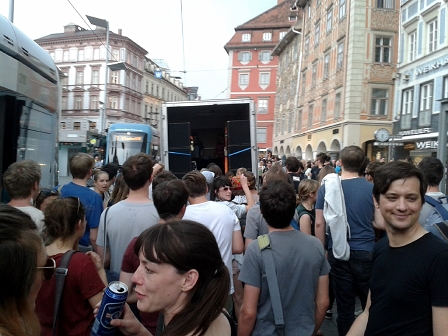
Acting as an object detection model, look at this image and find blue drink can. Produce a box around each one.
[91,281,128,336]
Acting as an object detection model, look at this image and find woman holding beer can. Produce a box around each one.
[35,197,107,335]
[109,220,234,335]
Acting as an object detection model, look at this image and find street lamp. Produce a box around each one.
[87,15,109,134]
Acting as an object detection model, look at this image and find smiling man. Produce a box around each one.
[347,161,448,336]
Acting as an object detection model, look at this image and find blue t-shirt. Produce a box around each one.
[60,182,103,246]
[316,177,375,251]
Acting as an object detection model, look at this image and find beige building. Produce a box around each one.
[35,23,187,182]
[278,0,400,161]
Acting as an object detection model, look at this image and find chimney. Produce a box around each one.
[118,29,122,35]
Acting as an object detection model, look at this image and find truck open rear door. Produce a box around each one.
[227,120,252,172]
[168,122,191,178]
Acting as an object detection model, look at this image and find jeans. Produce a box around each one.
[328,249,373,336]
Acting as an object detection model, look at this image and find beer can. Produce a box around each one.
[91,281,128,336]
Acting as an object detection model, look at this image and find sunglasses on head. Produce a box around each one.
[220,187,233,191]
[67,197,81,216]
[36,189,58,201]
[37,257,56,280]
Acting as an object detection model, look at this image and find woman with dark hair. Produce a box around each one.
[110,220,233,335]
[34,188,59,212]
[108,174,130,206]
[0,204,52,336]
[36,198,107,336]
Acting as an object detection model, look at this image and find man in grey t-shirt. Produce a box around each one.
[97,154,159,275]
[239,180,330,336]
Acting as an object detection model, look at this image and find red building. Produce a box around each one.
[224,0,297,154]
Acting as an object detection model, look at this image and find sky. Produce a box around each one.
[0,0,278,99]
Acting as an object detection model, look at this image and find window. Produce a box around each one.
[262,32,272,41]
[61,72,68,86]
[151,83,154,95]
[112,49,119,61]
[76,71,83,85]
[90,96,98,110]
[258,99,268,114]
[91,70,99,85]
[326,8,333,33]
[308,5,311,18]
[428,20,438,53]
[259,51,271,62]
[257,128,267,143]
[93,48,100,60]
[339,0,346,19]
[409,31,417,62]
[337,42,344,69]
[401,89,413,129]
[109,97,118,109]
[370,89,389,115]
[334,93,341,119]
[111,71,119,84]
[301,72,306,94]
[89,122,96,131]
[444,76,448,99]
[321,99,327,122]
[279,31,287,40]
[312,64,317,86]
[305,35,310,55]
[238,52,252,63]
[74,122,81,130]
[297,110,302,131]
[156,86,159,96]
[315,22,320,45]
[288,112,293,133]
[78,49,84,61]
[239,73,249,86]
[60,122,66,129]
[377,0,394,8]
[419,82,433,126]
[259,72,270,86]
[323,53,330,79]
[145,81,149,93]
[242,33,251,42]
[375,37,391,63]
[62,96,68,110]
[308,105,314,127]
[75,96,83,110]
[63,50,69,62]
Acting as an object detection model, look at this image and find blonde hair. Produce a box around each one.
[297,179,319,203]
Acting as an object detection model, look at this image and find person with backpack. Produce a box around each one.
[417,157,448,241]
[296,179,319,235]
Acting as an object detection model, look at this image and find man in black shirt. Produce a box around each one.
[285,157,305,193]
[347,161,448,336]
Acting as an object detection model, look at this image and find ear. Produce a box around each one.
[181,269,199,292]
[372,195,379,209]
[178,205,187,219]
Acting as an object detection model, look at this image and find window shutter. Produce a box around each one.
[249,52,252,61]
[238,52,242,61]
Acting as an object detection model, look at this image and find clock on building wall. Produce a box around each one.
[374,128,390,142]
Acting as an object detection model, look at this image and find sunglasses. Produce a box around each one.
[37,258,56,280]
[67,197,81,216]
[219,187,233,192]
[36,189,58,202]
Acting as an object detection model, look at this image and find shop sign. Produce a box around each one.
[404,143,415,150]
[416,141,448,149]
[374,142,404,146]
[398,128,432,136]
[415,57,448,77]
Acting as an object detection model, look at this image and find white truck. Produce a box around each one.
[161,98,258,178]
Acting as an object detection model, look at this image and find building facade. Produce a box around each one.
[289,0,400,161]
[392,0,448,164]
[224,0,297,155]
[35,24,187,182]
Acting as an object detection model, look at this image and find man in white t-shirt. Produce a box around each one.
[3,160,45,231]
[182,171,244,294]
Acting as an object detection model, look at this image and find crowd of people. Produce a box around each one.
[1,146,448,336]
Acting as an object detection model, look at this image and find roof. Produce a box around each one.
[224,0,301,51]
[236,0,297,30]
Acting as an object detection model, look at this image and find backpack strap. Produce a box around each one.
[425,195,448,221]
[222,310,237,336]
[433,222,448,242]
[257,235,285,336]
[102,207,111,268]
[53,250,78,336]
